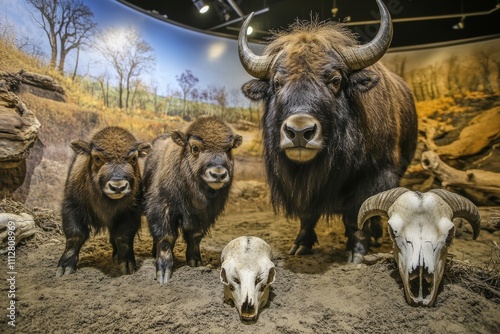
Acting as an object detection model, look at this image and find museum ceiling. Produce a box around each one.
[121,0,500,48]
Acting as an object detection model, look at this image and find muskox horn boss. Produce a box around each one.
[428,189,481,240]
[357,187,410,229]
[238,0,393,77]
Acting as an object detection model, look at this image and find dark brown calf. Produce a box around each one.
[56,126,151,277]
[144,116,242,284]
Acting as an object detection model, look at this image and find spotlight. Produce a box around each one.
[246,26,253,35]
[331,0,338,17]
[192,0,209,14]
[452,16,465,30]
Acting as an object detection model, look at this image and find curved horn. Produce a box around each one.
[340,0,393,71]
[357,187,410,229]
[429,189,481,240]
[238,12,274,79]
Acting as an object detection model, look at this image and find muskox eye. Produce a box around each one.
[130,155,137,164]
[93,155,102,164]
[191,145,199,154]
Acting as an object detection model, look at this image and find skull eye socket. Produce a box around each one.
[445,225,455,246]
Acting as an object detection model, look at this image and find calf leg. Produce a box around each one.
[154,234,178,285]
[110,211,141,275]
[56,213,89,277]
[184,230,204,267]
[289,214,320,256]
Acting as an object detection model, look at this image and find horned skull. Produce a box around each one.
[358,188,481,306]
[220,236,276,321]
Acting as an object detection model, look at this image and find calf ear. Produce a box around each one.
[220,267,229,285]
[348,69,380,93]
[242,79,270,101]
[70,139,91,155]
[137,142,152,157]
[170,131,187,147]
[232,134,243,149]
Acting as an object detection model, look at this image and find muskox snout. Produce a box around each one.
[104,179,131,199]
[280,114,323,163]
[203,166,230,190]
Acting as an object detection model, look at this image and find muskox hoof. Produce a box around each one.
[288,244,313,256]
[346,251,364,264]
[155,268,172,285]
[56,266,76,277]
[119,261,136,275]
[187,259,203,267]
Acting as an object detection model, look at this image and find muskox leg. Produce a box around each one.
[184,230,204,267]
[109,211,141,275]
[289,214,320,255]
[56,225,89,277]
[154,233,178,285]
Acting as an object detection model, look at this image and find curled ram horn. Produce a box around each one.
[357,187,410,229]
[428,189,481,240]
[358,187,481,306]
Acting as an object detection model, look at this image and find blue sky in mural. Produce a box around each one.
[0,0,264,98]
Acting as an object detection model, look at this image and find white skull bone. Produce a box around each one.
[358,188,481,306]
[220,236,276,321]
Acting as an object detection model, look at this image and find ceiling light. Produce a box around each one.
[246,26,253,35]
[192,0,209,14]
[331,0,338,17]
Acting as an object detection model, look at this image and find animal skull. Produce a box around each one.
[358,188,481,306]
[220,236,276,321]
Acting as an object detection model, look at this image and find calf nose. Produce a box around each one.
[281,114,321,147]
[206,166,229,182]
[209,169,228,182]
[107,180,129,193]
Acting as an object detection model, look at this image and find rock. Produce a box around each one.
[0,84,43,201]
[0,69,66,102]
[0,212,36,253]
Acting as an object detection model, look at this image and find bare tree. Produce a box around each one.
[95,27,155,109]
[25,0,97,75]
[176,70,199,117]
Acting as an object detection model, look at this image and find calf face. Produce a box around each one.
[170,122,242,191]
[70,129,151,200]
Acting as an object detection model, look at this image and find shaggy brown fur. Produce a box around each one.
[242,16,417,261]
[56,126,151,277]
[144,116,242,284]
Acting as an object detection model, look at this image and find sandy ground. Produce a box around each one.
[1,176,499,334]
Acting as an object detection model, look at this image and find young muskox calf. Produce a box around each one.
[144,116,242,284]
[56,127,151,277]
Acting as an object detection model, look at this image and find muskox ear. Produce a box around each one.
[137,142,152,157]
[242,79,269,101]
[232,134,243,149]
[70,139,91,155]
[348,69,380,93]
[170,131,187,147]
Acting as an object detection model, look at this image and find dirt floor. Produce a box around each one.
[1,173,500,333]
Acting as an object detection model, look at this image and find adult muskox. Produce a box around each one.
[238,0,418,262]
[56,127,151,277]
[144,116,242,284]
